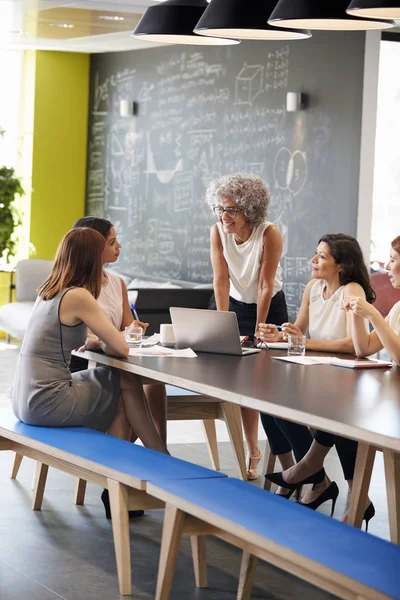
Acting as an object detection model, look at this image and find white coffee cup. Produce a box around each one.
[160,323,175,347]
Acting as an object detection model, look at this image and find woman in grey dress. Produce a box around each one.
[11,227,168,454]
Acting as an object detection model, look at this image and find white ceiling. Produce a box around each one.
[0,0,398,54]
[0,0,163,53]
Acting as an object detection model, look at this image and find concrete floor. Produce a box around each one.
[0,341,390,600]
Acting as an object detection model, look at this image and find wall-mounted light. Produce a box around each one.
[194,0,312,41]
[346,1,400,19]
[132,0,239,45]
[268,0,394,29]
[120,100,139,117]
[286,92,305,112]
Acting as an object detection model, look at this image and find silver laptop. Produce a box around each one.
[170,307,261,356]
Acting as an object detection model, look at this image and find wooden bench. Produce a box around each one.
[0,408,226,596]
[10,384,248,497]
[147,477,400,600]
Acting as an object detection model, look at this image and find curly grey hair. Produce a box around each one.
[205,173,270,228]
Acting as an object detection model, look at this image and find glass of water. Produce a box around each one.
[287,334,306,356]
[124,325,142,348]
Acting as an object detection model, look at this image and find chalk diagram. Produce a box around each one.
[273,148,307,196]
[235,64,264,106]
[145,133,183,185]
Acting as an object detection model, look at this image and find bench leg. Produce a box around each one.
[237,552,258,600]
[156,504,186,600]
[202,420,220,471]
[190,536,207,588]
[220,403,247,481]
[384,449,400,544]
[108,479,131,596]
[74,478,87,505]
[347,443,376,528]
[263,442,277,491]
[10,452,23,479]
[32,462,49,511]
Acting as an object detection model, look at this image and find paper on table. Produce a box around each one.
[273,356,335,365]
[141,333,160,347]
[129,346,197,358]
[331,358,392,369]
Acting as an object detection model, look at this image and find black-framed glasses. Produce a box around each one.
[213,205,239,218]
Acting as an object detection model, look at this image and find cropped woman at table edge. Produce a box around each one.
[261,234,376,526]
[206,173,288,479]
[73,216,168,445]
[346,234,400,365]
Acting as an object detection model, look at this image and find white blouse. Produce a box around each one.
[308,279,347,341]
[216,221,283,304]
[387,301,400,336]
[98,271,123,330]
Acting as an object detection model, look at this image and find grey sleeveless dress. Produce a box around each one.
[11,288,120,432]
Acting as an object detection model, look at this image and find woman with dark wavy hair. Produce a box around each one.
[261,234,376,529]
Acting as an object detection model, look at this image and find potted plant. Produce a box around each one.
[0,128,24,265]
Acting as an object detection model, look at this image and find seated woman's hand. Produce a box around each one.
[258,323,281,342]
[132,319,149,333]
[77,336,103,352]
[344,296,376,319]
[281,322,303,339]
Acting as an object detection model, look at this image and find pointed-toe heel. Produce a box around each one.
[364,502,375,532]
[274,486,303,501]
[101,489,144,520]
[265,468,325,490]
[300,481,339,516]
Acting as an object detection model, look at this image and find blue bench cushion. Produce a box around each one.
[0,409,225,483]
[152,477,400,600]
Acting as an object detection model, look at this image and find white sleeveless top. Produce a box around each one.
[98,271,123,330]
[216,221,283,304]
[387,301,400,336]
[308,280,347,341]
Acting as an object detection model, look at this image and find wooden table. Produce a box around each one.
[75,348,400,541]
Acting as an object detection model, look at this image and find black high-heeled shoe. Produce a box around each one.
[101,489,144,520]
[363,502,375,532]
[300,481,339,517]
[265,468,325,490]
[274,486,302,501]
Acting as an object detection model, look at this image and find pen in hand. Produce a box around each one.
[130,303,139,322]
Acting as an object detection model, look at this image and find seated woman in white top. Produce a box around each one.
[346,234,400,363]
[206,173,288,479]
[73,216,167,445]
[261,234,376,529]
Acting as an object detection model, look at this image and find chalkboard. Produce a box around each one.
[86,32,365,319]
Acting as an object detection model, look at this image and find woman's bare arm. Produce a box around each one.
[210,224,230,311]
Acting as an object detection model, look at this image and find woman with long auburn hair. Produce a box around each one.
[11,228,168,458]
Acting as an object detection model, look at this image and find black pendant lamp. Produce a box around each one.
[347,1,400,19]
[194,0,311,40]
[268,0,395,29]
[131,0,239,45]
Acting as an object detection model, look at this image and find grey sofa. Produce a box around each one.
[0,259,52,340]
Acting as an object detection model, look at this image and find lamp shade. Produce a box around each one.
[347,1,400,19]
[268,0,395,29]
[194,0,311,40]
[131,0,239,45]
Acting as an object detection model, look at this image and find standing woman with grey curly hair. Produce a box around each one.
[206,173,288,480]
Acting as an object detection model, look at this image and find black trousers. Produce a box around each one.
[211,291,314,463]
[314,431,358,481]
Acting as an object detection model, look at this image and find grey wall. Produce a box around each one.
[87,31,366,318]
